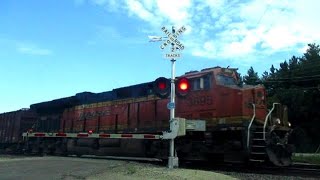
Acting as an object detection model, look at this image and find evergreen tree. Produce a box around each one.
[270,65,276,74]
[304,43,320,61]
[243,66,260,85]
[261,71,269,81]
[260,43,320,152]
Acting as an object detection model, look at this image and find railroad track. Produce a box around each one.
[180,161,320,179]
[260,163,320,178]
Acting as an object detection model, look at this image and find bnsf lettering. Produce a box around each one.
[188,96,213,106]
[78,110,110,120]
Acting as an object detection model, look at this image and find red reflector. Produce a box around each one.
[35,133,45,137]
[56,133,67,137]
[77,133,88,137]
[121,134,133,138]
[99,134,110,138]
[144,134,155,139]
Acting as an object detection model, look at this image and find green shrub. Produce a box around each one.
[293,154,320,164]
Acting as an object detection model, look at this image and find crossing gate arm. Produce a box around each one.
[22,132,161,140]
[22,118,206,140]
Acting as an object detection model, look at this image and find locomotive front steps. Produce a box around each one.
[249,125,267,163]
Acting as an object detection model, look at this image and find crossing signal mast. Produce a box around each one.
[149,26,188,168]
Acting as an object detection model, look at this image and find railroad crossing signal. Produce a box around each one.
[153,77,191,98]
[149,25,187,169]
[153,77,170,98]
[176,77,191,97]
[160,26,186,51]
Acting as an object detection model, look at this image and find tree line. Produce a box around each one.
[243,43,320,152]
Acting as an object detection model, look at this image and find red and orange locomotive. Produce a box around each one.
[0,66,293,166]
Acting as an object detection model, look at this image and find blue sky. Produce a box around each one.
[0,0,319,112]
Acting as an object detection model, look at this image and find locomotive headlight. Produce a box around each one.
[288,122,291,127]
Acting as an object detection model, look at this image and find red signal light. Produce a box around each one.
[158,81,167,90]
[179,81,189,90]
[153,77,170,98]
[176,77,190,97]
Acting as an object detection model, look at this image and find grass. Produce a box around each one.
[293,153,320,165]
[126,164,137,175]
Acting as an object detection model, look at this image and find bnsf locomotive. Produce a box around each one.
[0,67,293,166]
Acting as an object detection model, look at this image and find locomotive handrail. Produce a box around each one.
[263,103,280,140]
[247,103,256,149]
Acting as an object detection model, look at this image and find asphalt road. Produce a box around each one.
[0,156,126,180]
[0,155,236,180]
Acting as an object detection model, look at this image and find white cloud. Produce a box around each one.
[17,43,52,56]
[156,0,191,24]
[126,0,155,21]
[299,44,309,53]
[91,0,320,62]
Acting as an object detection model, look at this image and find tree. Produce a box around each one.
[270,65,276,76]
[243,66,260,85]
[304,43,320,61]
[260,43,320,152]
[261,71,269,81]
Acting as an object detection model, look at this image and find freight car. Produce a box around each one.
[0,67,293,166]
[0,109,37,152]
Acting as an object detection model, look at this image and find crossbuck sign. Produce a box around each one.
[160,26,186,59]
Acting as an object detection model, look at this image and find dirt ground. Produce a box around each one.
[0,155,236,180]
[88,161,237,180]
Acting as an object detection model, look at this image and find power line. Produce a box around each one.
[267,86,320,91]
[256,2,271,27]
[268,74,320,80]
[247,73,320,81]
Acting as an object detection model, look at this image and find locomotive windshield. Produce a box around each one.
[216,74,237,86]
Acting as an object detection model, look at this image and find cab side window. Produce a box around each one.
[192,74,211,91]
[203,74,211,89]
[193,78,201,90]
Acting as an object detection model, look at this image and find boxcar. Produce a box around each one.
[0,109,36,151]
